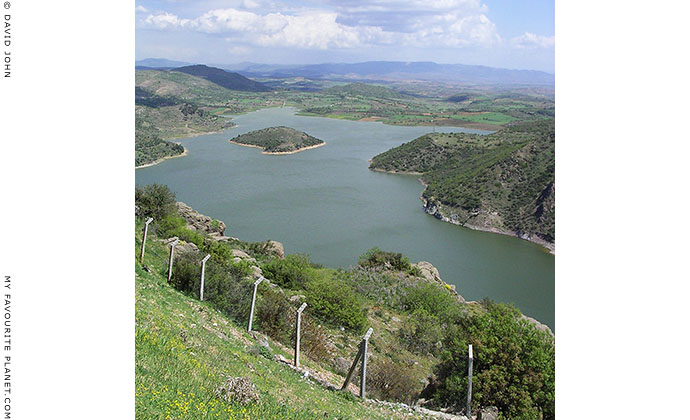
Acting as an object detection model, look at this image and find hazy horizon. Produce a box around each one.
[136,57,556,75]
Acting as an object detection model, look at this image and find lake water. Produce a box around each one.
[136,107,555,329]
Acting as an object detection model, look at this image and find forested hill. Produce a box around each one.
[173,65,271,92]
[229,126,325,154]
[370,119,555,249]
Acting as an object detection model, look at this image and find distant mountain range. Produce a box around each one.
[135,58,193,69]
[136,59,554,86]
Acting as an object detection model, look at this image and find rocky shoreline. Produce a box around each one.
[420,195,555,254]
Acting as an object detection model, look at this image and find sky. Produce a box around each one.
[135,0,554,73]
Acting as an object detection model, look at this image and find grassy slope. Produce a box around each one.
[135,224,439,420]
[369,119,555,245]
[134,120,184,167]
[228,127,324,153]
[136,70,239,106]
[136,105,234,141]
[173,65,272,93]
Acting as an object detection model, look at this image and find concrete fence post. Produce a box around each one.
[140,217,153,263]
[294,302,307,367]
[200,254,211,301]
[247,277,263,332]
[360,328,373,399]
[467,344,473,417]
[167,238,179,283]
[341,327,373,398]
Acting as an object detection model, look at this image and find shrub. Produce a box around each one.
[299,313,332,363]
[171,255,253,323]
[401,282,462,324]
[156,214,186,238]
[177,229,207,250]
[367,358,421,405]
[135,183,177,221]
[255,288,293,344]
[262,254,316,290]
[205,239,234,262]
[245,240,282,258]
[407,265,423,277]
[358,247,412,272]
[433,300,555,420]
[336,268,421,308]
[169,253,202,292]
[398,309,443,355]
[202,260,254,322]
[304,277,368,332]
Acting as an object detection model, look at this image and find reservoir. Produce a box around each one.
[136,107,555,329]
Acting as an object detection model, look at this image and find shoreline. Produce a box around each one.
[370,166,555,254]
[135,124,236,170]
[368,163,424,176]
[135,147,187,169]
[228,140,326,155]
[420,194,555,254]
[296,109,499,132]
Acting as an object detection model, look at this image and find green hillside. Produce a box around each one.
[135,185,555,419]
[136,69,240,105]
[136,103,234,141]
[370,119,555,248]
[134,119,184,167]
[229,126,325,154]
[136,231,430,420]
[135,104,234,167]
[135,69,242,167]
[174,65,271,93]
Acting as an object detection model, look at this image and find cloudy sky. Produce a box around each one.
[135,0,554,72]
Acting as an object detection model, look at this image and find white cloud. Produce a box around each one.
[511,32,555,49]
[144,13,192,29]
[140,5,500,50]
[400,11,500,47]
[142,8,387,49]
[256,13,387,49]
[192,9,261,33]
[332,0,487,13]
[135,5,149,14]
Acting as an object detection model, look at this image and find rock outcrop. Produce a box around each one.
[176,202,226,235]
[177,241,199,255]
[266,240,284,258]
[478,406,499,420]
[415,261,442,283]
[422,196,555,253]
[413,261,465,303]
[520,314,554,337]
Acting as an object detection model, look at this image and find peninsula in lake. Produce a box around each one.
[369,119,555,252]
[229,126,326,154]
